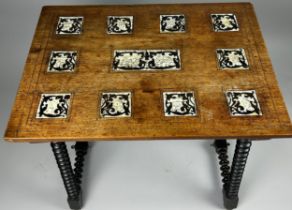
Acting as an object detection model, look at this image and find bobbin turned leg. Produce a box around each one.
[213,139,231,192]
[214,139,252,209]
[51,142,88,210]
[72,142,89,192]
[224,139,252,209]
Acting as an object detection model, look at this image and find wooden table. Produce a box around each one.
[4,3,292,210]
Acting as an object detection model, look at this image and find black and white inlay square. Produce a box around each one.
[163,92,197,117]
[160,15,186,33]
[100,92,132,118]
[225,90,262,116]
[56,16,83,35]
[47,51,77,72]
[107,16,133,34]
[217,49,249,70]
[36,93,71,119]
[211,14,239,32]
[113,49,181,71]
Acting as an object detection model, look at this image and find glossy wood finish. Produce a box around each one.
[4,3,292,142]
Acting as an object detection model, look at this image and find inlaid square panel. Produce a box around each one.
[36,93,71,119]
[100,92,132,118]
[148,50,181,70]
[56,16,83,35]
[113,50,145,71]
[163,91,197,117]
[107,16,133,34]
[47,51,77,72]
[216,48,249,70]
[225,90,262,116]
[112,49,181,71]
[211,14,239,32]
[160,14,186,33]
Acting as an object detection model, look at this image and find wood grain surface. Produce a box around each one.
[4,3,292,142]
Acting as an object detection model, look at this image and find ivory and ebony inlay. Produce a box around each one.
[36,93,71,119]
[112,49,181,71]
[107,16,133,34]
[100,92,132,118]
[216,48,249,70]
[160,14,186,33]
[163,91,197,116]
[56,16,83,35]
[225,90,262,116]
[211,14,239,32]
[48,51,77,72]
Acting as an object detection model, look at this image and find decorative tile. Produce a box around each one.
[107,16,133,34]
[211,14,239,32]
[113,50,145,70]
[47,51,77,72]
[160,14,186,33]
[148,50,181,70]
[113,49,181,71]
[216,48,249,70]
[225,90,262,116]
[36,93,71,119]
[163,91,197,117]
[100,92,132,118]
[56,16,83,35]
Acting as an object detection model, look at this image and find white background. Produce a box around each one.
[1,0,292,210]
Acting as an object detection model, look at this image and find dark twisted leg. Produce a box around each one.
[224,139,252,209]
[214,139,252,210]
[214,139,231,192]
[51,142,89,210]
[72,142,89,191]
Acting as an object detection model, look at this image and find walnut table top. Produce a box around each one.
[4,3,292,142]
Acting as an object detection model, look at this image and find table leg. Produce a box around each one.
[51,142,89,210]
[214,139,252,209]
[214,139,231,192]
